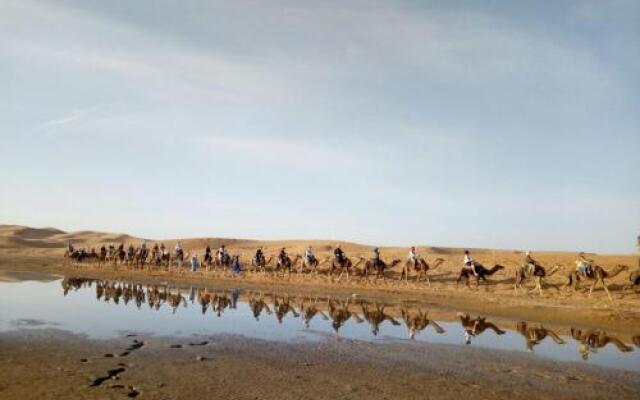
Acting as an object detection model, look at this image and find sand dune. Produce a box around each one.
[0,225,636,272]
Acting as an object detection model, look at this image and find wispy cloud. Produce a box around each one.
[38,109,86,129]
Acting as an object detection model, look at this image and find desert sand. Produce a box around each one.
[1,225,639,399]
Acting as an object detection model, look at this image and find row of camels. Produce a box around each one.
[60,278,639,357]
[63,245,640,300]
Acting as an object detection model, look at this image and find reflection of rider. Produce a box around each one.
[464,250,477,276]
[334,244,345,263]
[576,252,593,277]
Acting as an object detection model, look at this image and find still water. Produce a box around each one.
[1,277,638,371]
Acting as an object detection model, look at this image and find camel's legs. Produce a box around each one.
[588,279,597,297]
[602,279,613,302]
[536,277,543,297]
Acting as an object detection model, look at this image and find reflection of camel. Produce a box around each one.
[456,264,505,288]
[514,264,560,296]
[400,257,445,285]
[571,328,633,360]
[401,308,445,339]
[565,265,629,301]
[297,297,328,327]
[248,292,272,320]
[360,303,400,336]
[457,313,505,344]
[516,321,565,351]
[327,299,360,333]
[273,295,299,323]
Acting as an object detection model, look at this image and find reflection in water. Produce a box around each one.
[458,312,506,344]
[516,322,565,351]
[53,277,640,368]
[571,328,634,360]
[401,309,445,339]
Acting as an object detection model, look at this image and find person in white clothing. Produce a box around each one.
[464,250,477,276]
[408,246,419,267]
[305,246,316,264]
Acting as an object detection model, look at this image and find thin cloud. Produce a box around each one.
[38,109,86,129]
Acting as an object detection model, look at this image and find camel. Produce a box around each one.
[213,251,231,271]
[133,247,149,269]
[172,248,186,269]
[329,257,364,282]
[565,264,629,301]
[363,258,402,280]
[571,328,633,360]
[458,313,505,344]
[400,257,446,285]
[275,254,302,275]
[633,335,640,348]
[298,256,329,275]
[456,263,505,288]
[514,263,561,296]
[628,269,640,292]
[250,256,273,273]
[401,308,445,339]
[515,321,565,351]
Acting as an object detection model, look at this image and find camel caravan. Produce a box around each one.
[59,277,638,357]
[63,239,640,300]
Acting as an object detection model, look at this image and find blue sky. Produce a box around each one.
[1,0,638,253]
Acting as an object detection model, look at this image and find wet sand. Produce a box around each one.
[1,328,638,400]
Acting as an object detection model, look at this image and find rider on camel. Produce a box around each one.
[278,247,288,265]
[305,246,316,264]
[523,250,538,276]
[334,244,345,263]
[576,252,593,277]
[255,247,264,264]
[372,247,381,268]
[464,250,478,276]
[408,246,419,268]
[218,244,227,262]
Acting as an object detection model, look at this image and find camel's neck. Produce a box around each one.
[487,265,502,275]
[607,266,626,278]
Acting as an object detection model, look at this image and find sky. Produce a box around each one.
[1,0,639,253]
